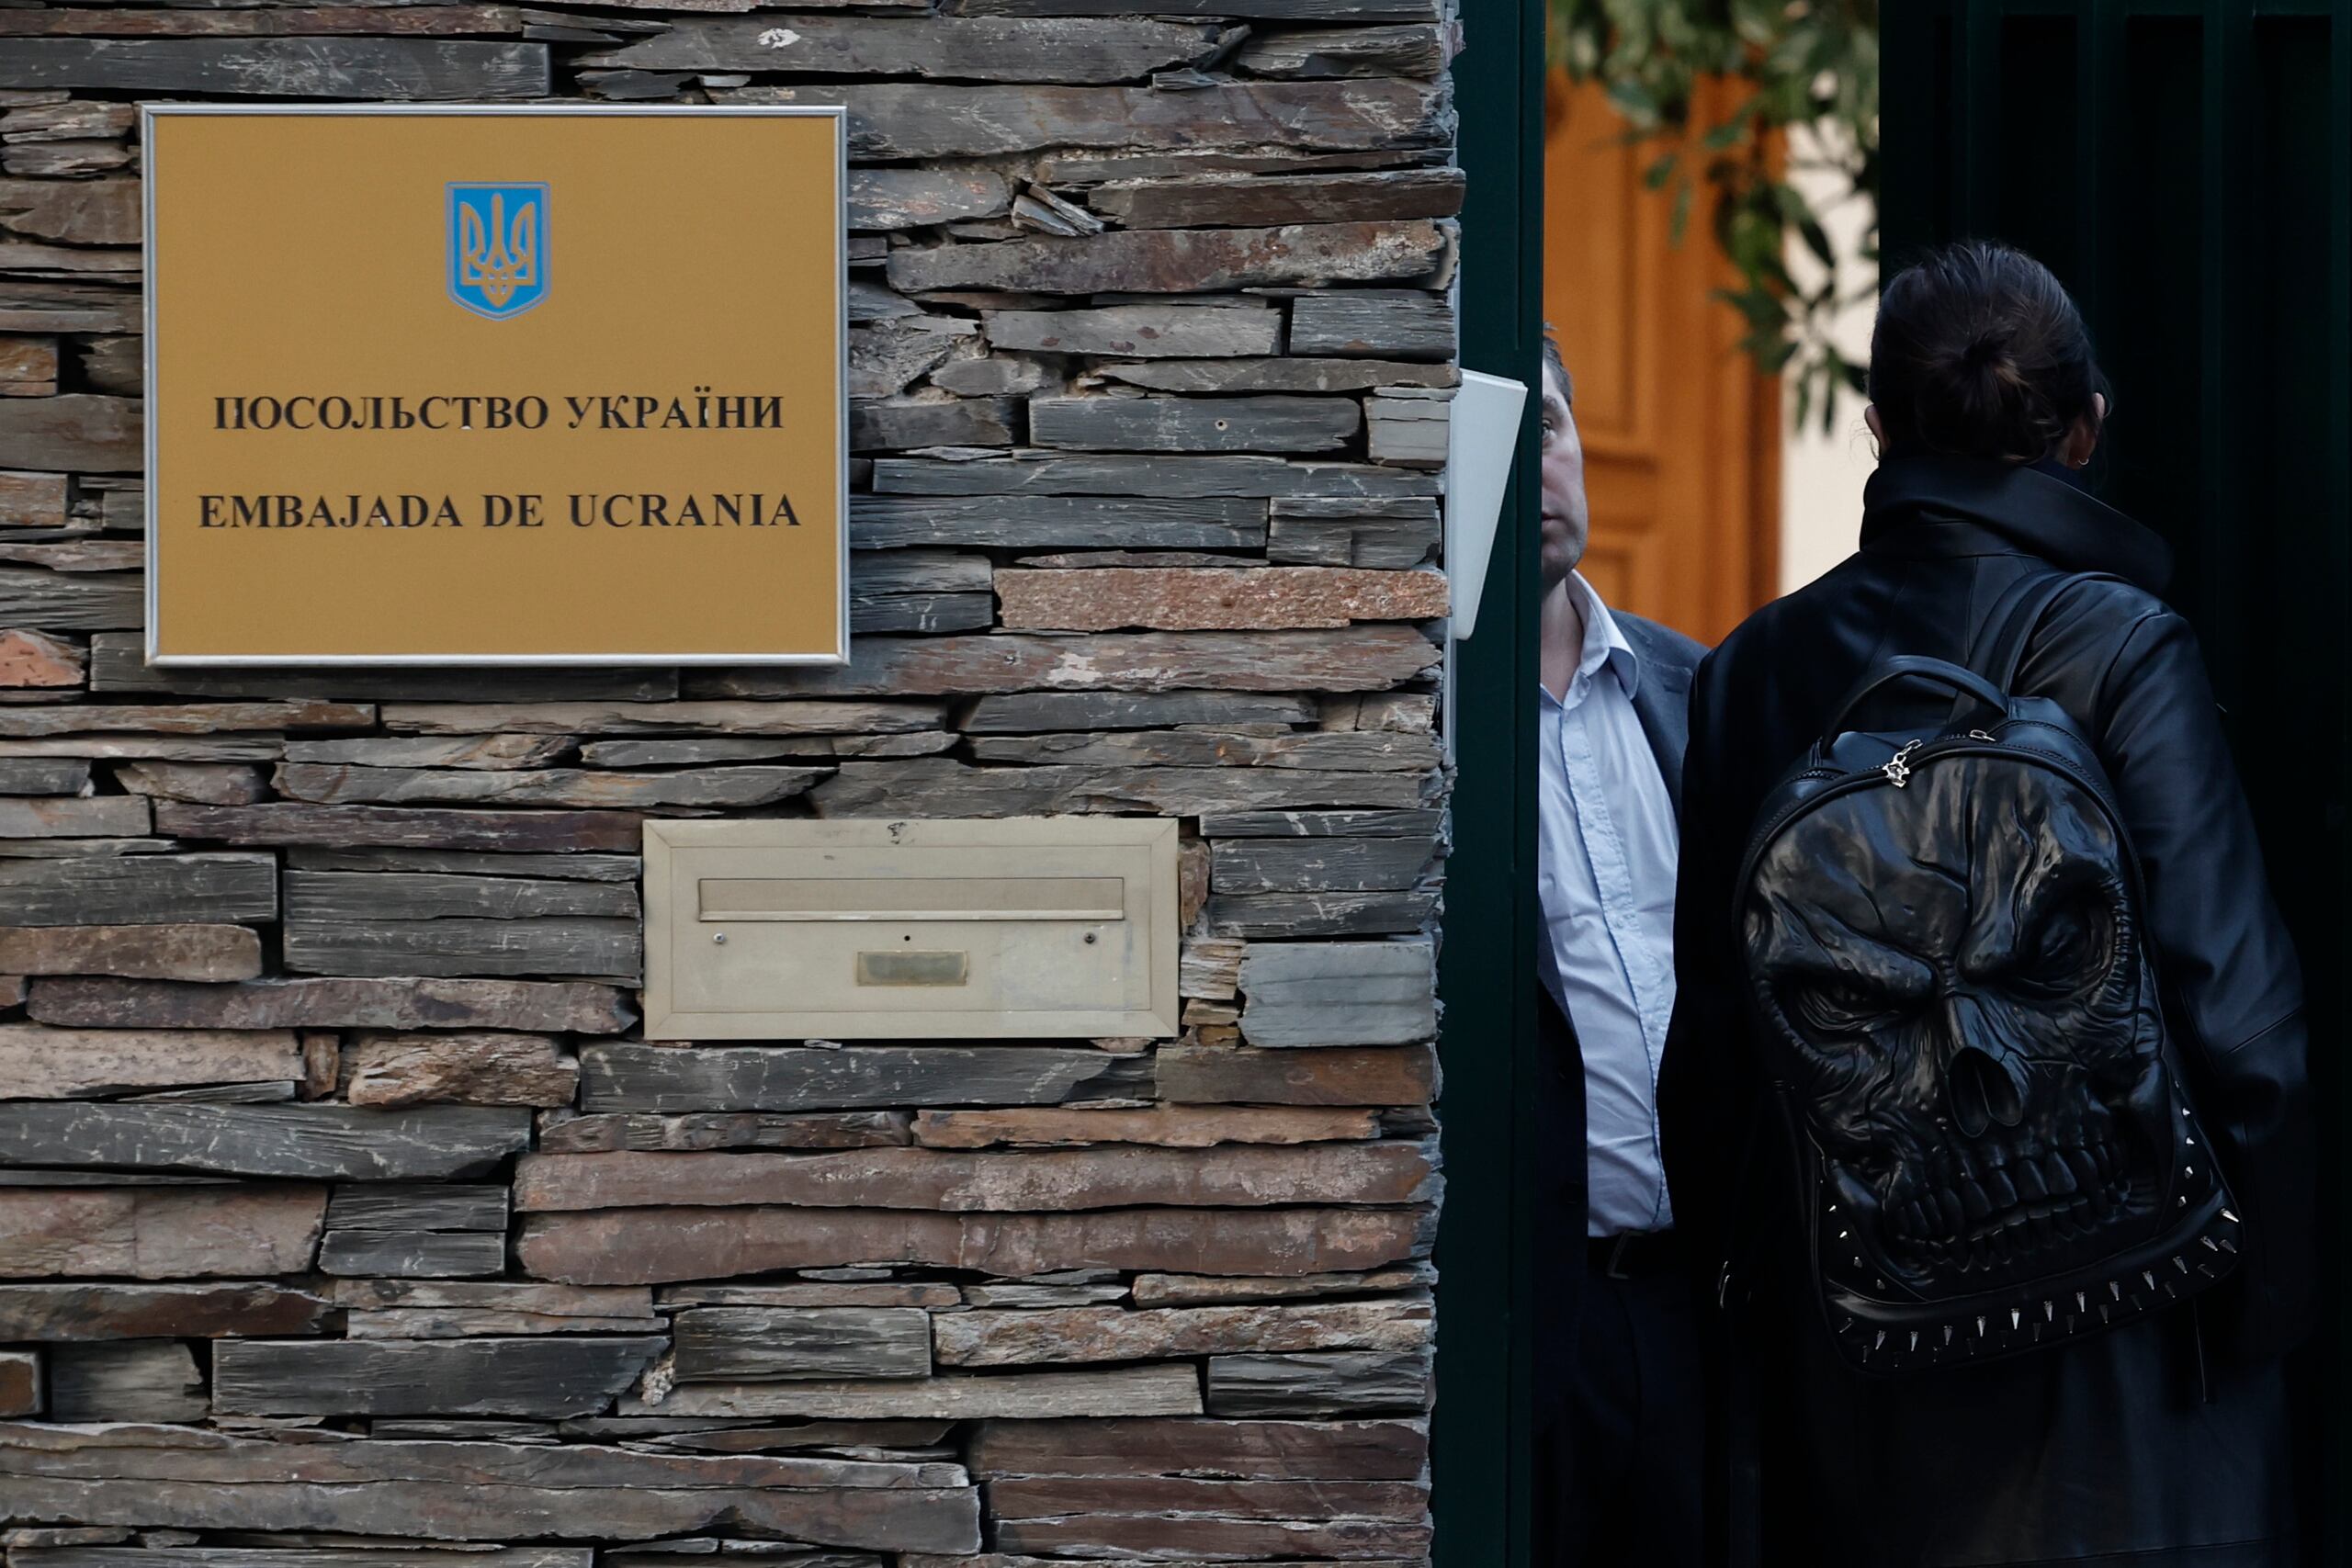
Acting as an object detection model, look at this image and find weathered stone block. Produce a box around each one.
[0,852,276,927]
[673,1307,932,1382]
[725,80,1446,162]
[1091,168,1462,228]
[28,976,636,1033]
[273,762,822,811]
[998,566,1446,630]
[539,1111,912,1153]
[1237,22,1447,77]
[0,393,137,472]
[967,1413,1428,1478]
[581,14,1232,82]
[46,1339,205,1422]
[0,1024,299,1097]
[938,1295,1431,1366]
[111,760,270,804]
[811,759,1430,818]
[0,757,87,795]
[0,1281,333,1341]
[994,1512,1430,1560]
[211,1336,663,1417]
[630,1364,1201,1421]
[579,1043,1149,1114]
[908,1106,1380,1148]
[318,1230,509,1278]
[519,1205,1430,1285]
[0,1426,983,1552]
[0,626,82,686]
[1129,1263,1432,1307]
[986,302,1280,357]
[0,37,550,98]
[282,734,576,770]
[0,1347,38,1416]
[1289,288,1455,360]
[855,492,1264,551]
[341,1032,580,1108]
[1238,940,1438,1045]
[1029,393,1360,455]
[514,1143,1437,1212]
[0,1102,532,1179]
[153,801,643,853]
[0,924,262,981]
[1207,886,1440,938]
[891,221,1444,296]
[871,453,1435,501]
[1204,1348,1435,1415]
[1156,1043,1437,1105]
[0,1184,325,1278]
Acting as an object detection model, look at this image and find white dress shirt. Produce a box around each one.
[1537,572,1679,1237]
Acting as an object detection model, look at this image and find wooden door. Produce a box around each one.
[1543,72,1781,646]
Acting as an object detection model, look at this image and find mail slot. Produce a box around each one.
[642,818,1180,1040]
[699,877,1126,922]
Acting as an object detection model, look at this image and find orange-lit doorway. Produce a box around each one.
[1544,73,1781,646]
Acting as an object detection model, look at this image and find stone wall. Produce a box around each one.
[0,6,1458,1563]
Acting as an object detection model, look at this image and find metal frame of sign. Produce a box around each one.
[139,102,851,667]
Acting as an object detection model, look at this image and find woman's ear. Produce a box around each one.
[2062,391,2107,468]
[1863,403,1887,458]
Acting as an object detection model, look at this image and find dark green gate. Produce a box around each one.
[1884,5,2352,1558]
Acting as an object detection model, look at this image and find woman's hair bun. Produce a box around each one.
[1869,242,2106,464]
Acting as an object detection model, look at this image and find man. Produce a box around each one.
[1526,330,1708,1567]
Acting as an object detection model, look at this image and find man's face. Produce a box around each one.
[1539,360,1589,590]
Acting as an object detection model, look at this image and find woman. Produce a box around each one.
[1658,242,2313,1566]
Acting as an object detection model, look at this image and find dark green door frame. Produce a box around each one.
[1435,0,1546,1561]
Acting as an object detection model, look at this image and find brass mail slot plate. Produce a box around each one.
[856,950,969,987]
[642,817,1180,1041]
[701,876,1125,923]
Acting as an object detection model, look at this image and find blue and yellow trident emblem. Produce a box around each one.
[447,183,548,320]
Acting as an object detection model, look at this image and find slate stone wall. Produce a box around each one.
[0,6,1458,1562]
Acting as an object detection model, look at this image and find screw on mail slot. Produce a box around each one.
[855,950,970,987]
[697,876,1126,922]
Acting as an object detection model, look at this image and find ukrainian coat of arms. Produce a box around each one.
[447,183,548,320]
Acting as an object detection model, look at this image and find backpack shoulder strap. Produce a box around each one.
[1973,569,2103,694]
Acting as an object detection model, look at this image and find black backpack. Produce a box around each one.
[1736,571,2238,1373]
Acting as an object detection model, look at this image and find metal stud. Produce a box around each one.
[1975,1314,1987,1337]
[2075,1291,2087,1312]
[2109,1280,2122,1301]
[1943,1325,1955,1346]
[2042,1300,2054,1322]
[2222,1209,2239,1224]
[2172,1255,2188,1274]
[1909,1331,1920,1352]
[2200,1236,2221,1252]
[1873,1330,1886,1350]
[2142,1270,2158,1291]
[2009,1308,2021,1331]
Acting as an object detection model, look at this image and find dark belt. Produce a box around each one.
[1588,1229,1682,1280]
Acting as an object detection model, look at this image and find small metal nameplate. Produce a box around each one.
[855,950,969,987]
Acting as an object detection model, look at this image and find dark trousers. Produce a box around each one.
[1536,1254,1707,1568]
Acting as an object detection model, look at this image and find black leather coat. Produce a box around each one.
[1658,455,2314,1568]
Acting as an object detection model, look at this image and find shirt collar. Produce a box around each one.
[1568,570,1640,696]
